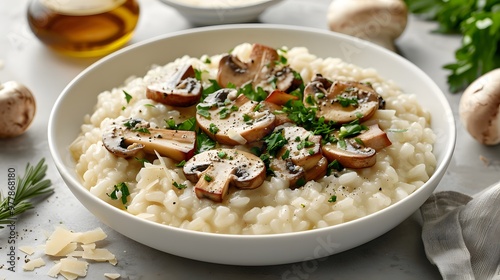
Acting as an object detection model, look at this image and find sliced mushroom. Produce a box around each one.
[270,126,327,188]
[304,76,384,124]
[265,89,299,106]
[183,149,266,202]
[102,117,196,161]
[322,141,376,169]
[147,64,202,107]
[196,89,275,145]
[356,123,392,151]
[217,44,301,92]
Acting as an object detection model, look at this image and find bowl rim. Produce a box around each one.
[48,24,456,241]
[158,0,282,11]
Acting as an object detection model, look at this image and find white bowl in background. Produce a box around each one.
[158,0,283,25]
[48,25,456,266]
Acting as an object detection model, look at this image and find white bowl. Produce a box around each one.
[158,0,283,25]
[48,25,456,266]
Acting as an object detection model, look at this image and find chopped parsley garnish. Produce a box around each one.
[263,130,288,157]
[338,121,367,139]
[209,123,219,134]
[175,160,186,167]
[326,160,344,176]
[173,181,187,190]
[123,90,132,104]
[243,114,252,123]
[217,150,227,159]
[336,95,358,107]
[328,195,337,203]
[196,108,211,119]
[196,129,216,154]
[107,182,130,206]
[239,84,268,102]
[204,174,213,182]
[132,127,150,134]
[124,119,141,129]
[281,149,290,160]
[134,157,150,167]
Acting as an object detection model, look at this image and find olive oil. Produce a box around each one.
[27,0,140,57]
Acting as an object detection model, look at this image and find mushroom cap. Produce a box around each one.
[146,64,202,107]
[183,149,266,202]
[322,141,377,169]
[327,0,408,51]
[459,68,500,145]
[196,92,275,145]
[217,44,301,93]
[304,78,382,124]
[0,81,36,138]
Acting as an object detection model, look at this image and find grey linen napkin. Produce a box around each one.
[420,182,500,280]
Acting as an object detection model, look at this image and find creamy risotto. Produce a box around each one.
[70,43,436,235]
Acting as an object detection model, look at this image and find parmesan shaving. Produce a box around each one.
[227,129,247,144]
[59,257,88,276]
[23,257,45,271]
[22,226,118,279]
[45,227,77,256]
[104,273,121,279]
[19,245,36,255]
[75,227,107,244]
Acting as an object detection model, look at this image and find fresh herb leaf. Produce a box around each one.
[217,150,227,159]
[204,174,213,182]
[336,95,358,107]
[328,195,337,203]
[239,84,268,102]
[196,129,216,154]
[107,182,130,206]
[176,160,186,167]
[263,130,288,156]
[405,0,500,92]
[173,181,187,190]
[134,157,150,166]
[123,90,132,104]
[209,123,219,134]
[0,159,53,228]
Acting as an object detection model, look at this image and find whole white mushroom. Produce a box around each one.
[0,81,36,138]
[459,69,500,146]
[327,0,408,52]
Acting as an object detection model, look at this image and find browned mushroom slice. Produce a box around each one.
[147,64,202,107]
[217,44,301,93]
[183,149,266,202]
[322,141,376,169]
[260,101,293,126]
[102,117,196,161]
[196,90,275,145]
[356,124,392,151]
[271,126,328,188]
[304,77,384,124]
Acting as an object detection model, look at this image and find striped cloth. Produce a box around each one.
[420,182,500,280]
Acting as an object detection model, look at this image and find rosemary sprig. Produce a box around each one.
[0,158,53,228]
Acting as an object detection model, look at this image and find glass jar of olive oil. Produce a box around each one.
[27,0,140,57]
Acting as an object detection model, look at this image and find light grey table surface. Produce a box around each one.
[1,0,499,279]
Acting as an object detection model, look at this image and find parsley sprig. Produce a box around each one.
[0,158,53,228]
[405,0,500,92]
